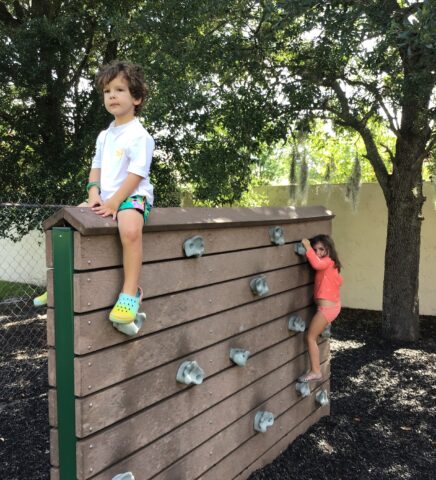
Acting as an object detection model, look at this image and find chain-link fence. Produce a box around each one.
[0,199,64,403]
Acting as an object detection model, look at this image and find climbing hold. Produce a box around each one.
[315,390,329,407]
[294,242,306,256]
[229,348,250,367]
[250,275,269,297]
[113,312,146,336]
[321,325,332,338]
[269,226,285,246]
[288,314,306,333]
[183,235,205,257]
[296,382,311,397]
[112,473,135,480]
[176,360,205,385]
[254,411,275,433]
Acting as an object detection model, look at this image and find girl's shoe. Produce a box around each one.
[298,371,323,383]
[109,287,143,324]
[33,291,48,307]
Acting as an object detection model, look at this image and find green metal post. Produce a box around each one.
[52,227,76,479]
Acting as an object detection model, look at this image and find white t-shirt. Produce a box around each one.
[91,118,155,204]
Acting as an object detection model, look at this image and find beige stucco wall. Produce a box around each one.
[258,182,436,315]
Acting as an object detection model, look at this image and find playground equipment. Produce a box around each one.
[45,205,333,480]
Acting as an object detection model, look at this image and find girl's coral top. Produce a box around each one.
[306,248,343,303]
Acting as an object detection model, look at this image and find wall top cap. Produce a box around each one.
[43,205,334,236]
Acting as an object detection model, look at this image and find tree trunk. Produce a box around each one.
[382,164,424,342]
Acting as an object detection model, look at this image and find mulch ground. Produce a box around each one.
[0,308,434,479]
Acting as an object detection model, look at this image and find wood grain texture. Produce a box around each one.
[72,270,313,354]
[74,307,316,435]
[75,340,329,478]
[72,243,305,312]
[82,360,329,480]
[70,220,331,270]
[157,379,330,480]
[43,205,333,235]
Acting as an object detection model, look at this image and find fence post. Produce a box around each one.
[52,227,76,479]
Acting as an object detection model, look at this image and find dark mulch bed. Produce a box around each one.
[0,308,434,479]
[249,309,436,480]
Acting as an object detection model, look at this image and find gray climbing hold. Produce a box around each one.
[113,312,146,336]
[183,235,205,257]
[296,382,311,397]
[176,360,205,385]
[294,242,306,256]
[269,226,285,246]
[288,314,306,333]
[229,348,251,367]
[321,325,332,338]
[250,275,269,297]
[112,473,135,480]
[254,411,275,433]
[315,390,329,406]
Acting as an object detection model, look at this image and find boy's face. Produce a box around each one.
[103,74,141,125]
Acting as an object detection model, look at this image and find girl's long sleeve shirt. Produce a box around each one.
[306,248,343,303]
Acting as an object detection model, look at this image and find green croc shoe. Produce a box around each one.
[109,287,143,324]
[33,291,48,307]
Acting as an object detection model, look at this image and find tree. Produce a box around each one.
[153,0,434,341]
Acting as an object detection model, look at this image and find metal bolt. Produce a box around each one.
[87,278,91,282]
[89,403,93,408]
[88,345,92,350]
[87,302,91,306]
[87,260,91,265]
[88,385,92,390]
[89,427,93,431]
[88,362,92,367]
[88,320,91,325]
[89,467,93,472]
[89,444,93,449]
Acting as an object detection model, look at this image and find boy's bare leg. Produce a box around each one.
[306,311,329,374]
[117,209,144,297]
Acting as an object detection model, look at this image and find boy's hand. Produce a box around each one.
[302,238,312,250]
[87,191,102,208]
[92,197,120,220]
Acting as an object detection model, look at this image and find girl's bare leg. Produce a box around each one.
[306,311,329,374]
[117,209,144,297]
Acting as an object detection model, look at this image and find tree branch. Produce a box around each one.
[0,2,20,26]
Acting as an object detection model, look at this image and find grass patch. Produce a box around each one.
[0,280,42,301]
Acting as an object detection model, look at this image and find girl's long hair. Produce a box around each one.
[311,234,342,272]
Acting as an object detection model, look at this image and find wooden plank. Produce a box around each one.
[43,205,334,235]
[48,388,57,427]
[46,308,54,347]
[75,338,329,478]
[88,362,330,480]
[48,348,56,387]
[72,268,313,354]
[74,301,314,398]
[50,468,59,480]
[72,243,305,312]
[74,306,316,433]
[45,231,52,268]
[71,220,331,271]
[154,379,331,480]
[50,428,59,467]
[233,408,329,480]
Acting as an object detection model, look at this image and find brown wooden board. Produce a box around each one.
[43,205,333,236]
[78,360,329,480]
[74,339,329,478]
[47,269,314,354]
[48,220,330,270]
[69,243,304,312]
[73,302,313,398]
[154,378,331,480]
[74,307,315,435]
[212,385,331,480]
[50,468,59,480]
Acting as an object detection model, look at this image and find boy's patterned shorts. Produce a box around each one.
[118,195,152,222]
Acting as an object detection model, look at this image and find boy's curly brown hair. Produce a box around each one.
[95,60,148,114]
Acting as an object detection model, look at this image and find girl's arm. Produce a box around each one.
[304,246,333,270]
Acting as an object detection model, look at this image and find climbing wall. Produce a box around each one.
[45,206,332,480]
